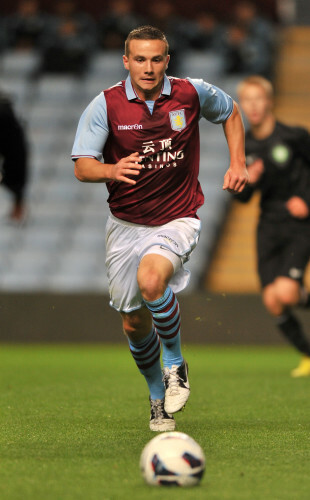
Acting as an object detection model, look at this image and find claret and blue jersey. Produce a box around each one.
[72,75,233,226]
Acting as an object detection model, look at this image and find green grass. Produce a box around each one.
[0,344,310,500]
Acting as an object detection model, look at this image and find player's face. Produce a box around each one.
[239,84,273,126]
[123,39,170,100]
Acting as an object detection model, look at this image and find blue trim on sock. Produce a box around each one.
[145,287,173,311]
[145,288,183,369]
[128,328,164,400]
[157,319,181,338]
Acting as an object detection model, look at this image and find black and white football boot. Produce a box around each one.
[163,360,190,414]
[149,398,175,432]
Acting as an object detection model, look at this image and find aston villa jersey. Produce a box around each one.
[72,75,233,225]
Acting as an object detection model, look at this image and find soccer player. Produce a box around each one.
[72,26,248,430]
[237,75,310,377]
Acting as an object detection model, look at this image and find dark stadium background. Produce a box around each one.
[1,0,309,344]
[1,0,279,20]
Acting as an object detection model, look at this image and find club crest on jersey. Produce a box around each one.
[169,109,186,132]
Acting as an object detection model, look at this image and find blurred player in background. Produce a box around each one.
[72,26,248,430]
[0,91,28,223]
[237,76,310,377]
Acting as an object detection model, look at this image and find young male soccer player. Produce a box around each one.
[72,26,248,430]
[237,75,310,377]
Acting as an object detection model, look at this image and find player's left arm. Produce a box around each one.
[188,78,248,193]
[222,102,249,193]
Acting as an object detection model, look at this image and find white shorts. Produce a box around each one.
[105,213,201,313]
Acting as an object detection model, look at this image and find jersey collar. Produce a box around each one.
[125,74,171,101]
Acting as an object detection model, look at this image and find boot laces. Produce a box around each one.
[150,399,165,419]
[163,365,181,395]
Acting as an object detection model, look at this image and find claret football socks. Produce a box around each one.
[128,328,165,400]
[144,287,183,369]
[145,287,190,413]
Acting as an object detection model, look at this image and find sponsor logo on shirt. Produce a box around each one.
[169,109,186,131]
[117,124,143,130]
[139,138,184,169]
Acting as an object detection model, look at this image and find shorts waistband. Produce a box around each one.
[108,213,146,228]
[108,212,200,229]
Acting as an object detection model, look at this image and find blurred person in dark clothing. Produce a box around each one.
[4,0,49,50]
[218,1,275,77]
[219,23,272,77]
[0,92,28,223]
[234,1,275,49]
[146,0,196,75]
[190,11,224,51]
[40,0,97,75]
[99,0,145,50]
[236,76,310,377]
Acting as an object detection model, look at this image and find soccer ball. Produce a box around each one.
[140,431,205,487]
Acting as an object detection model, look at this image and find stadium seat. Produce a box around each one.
[0,50,40,77]
[180,50,224,81]
[88,50,127,78]
[0,77,31,116]
[36,75,82,103]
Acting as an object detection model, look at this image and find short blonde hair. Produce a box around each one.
[237,76,274,99]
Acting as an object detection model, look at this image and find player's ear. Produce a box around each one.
[123,55,129,70]
[165,54,170,70]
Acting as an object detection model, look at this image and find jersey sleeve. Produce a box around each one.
[187,78,233,124]
[71,92,109,161]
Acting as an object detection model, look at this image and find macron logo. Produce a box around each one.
[118,124,143,130]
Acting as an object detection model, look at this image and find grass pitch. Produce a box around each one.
[0,344,310,500]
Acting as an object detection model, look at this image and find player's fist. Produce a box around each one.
[286,196,309,219]
[223,164,249,193]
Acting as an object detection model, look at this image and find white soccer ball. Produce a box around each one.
[140,431,206,487]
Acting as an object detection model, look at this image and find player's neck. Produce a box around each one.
[135,88,161,101]
[251,114,276,140]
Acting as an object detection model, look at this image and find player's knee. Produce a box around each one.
[263,285,281,315]
[138,269,166,302]
[276,288,299,307]
[274,279,300,307]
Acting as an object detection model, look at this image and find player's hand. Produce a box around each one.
[286,196,310,219]
[223,164,249,193]
[110,152,142,185]
[247,158,264,184]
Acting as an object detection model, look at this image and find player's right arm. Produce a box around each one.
[72,92,141,185]
[74,153,142,185]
